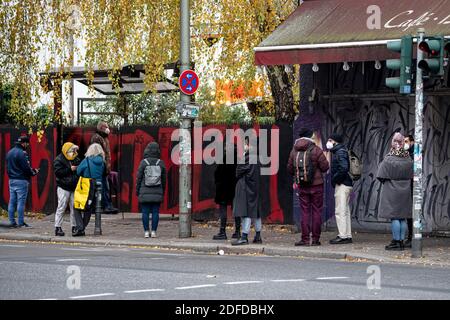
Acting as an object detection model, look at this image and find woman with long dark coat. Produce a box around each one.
[376,132,413,251]
[212,143,241,240]
[232,137,261,245]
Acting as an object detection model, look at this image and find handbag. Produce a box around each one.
[74,158,96,211]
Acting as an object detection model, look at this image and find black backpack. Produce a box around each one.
[294,144,315,186]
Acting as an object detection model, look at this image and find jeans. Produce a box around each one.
[242,217,262,234]
[8,179,29,225]
[142,203,160,232]
[391,219,407,241]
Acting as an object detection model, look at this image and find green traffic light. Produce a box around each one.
[385,36,413,93]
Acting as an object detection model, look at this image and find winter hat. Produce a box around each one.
[62,142,78,161]
[391,132,405,150]
[329,133,344,144]
[17,135,30,143]
[298,128,313,138]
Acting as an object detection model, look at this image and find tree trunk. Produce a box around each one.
[266,65,296,123]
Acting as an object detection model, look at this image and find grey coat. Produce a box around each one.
[233,152,260,219]
[136,143,166,204]
[376,154,413,220]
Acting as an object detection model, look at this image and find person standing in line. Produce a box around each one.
[53,142,80,236]
[287,129,329,246]
[6,135,39,228]
[213,143,241,240]
[403,134,414,248]
[232,137,261,246]
[73,143,106,236]
[136,142,166,238]
[327,133,354,244]
[90,121,117,213]
[377,133,413,251]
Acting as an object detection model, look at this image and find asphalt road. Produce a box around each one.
[1,241,450,300]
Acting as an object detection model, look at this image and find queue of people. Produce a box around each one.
[4,123,416,251]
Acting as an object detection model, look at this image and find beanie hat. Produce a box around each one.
[17,135,30,143]
[298,128,313,138]
[329,133,344,144]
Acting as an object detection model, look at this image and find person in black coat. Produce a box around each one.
[232,137,261,245]
[403,134,414,248]
[212,143,241,240]
[327,133,354,245]
[53,142,81,236]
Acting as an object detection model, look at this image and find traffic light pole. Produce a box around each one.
[179,0,192,238]
[412,28,425,258]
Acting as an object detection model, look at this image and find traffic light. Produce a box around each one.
[443,40,450,87]
[418,36,445,77]
[385,36,413,94]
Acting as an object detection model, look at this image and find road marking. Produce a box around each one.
[150,258,165,260]
[56,259,89,262]
[37,298,58,300]
[60,248,103,252]
[70,293,115,299]
[224,281,264,285]
[0,244,26,248]
[270,279,306,283]
[315,277,349,280]
[124,289,165,294]
[175,284,217,290]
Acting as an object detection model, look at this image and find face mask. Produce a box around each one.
[326,142,334,150]
[105,128,110,135]
[404,144,410,151]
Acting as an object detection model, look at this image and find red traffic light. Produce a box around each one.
[419,42,438,55]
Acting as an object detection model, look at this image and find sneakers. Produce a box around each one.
[55,227,65,236]
[329,236,353,244]
[18,222,32,228]
[232,238,249,246]
[144,231,150,238]
[72,229,85,237]
[9,222,18,229]
[151,231,157,238]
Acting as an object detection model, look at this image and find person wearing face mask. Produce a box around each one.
[327,133,354,244]
[6,135,40,228]
[53,142,81,236]
[90,121,118,213]
[376,132,413,251]
[403,134,414,248]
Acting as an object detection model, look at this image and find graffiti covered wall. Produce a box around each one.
[296,63,450,232]
[0,124,293,224]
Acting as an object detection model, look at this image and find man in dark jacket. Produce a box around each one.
[90,120,117,213]
[213,143,241,240]
[287,129,329,246]
[327,133,354,244]
[232,137,261,245]
[53,142,81,236]
[6,135,39,228]
[136,142,166,238]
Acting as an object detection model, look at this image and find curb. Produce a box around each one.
[0,232,378,263]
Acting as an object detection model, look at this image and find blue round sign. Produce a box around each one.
[179,70,199,95]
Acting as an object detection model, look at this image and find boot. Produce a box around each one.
[232,233,248,246]
[72,226,76,234]
[253,231,262,244]
[213,228,227,240]
[232,217,241,239]
[72,228,85,237]
[55,227,65,236]
[385,240,404,251]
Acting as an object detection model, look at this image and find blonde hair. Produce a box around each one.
[85,143,105,159]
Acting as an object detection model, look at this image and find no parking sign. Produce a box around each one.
[179,70,199,95]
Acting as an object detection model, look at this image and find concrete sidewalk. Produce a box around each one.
[1,212,450,267]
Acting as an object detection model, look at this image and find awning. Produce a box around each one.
[40,64,178,95]
[255,0,450,65]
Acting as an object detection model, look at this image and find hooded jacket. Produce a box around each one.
[287,138,329,186]
[330,143,353,188]
[76,155,105,181]
[54,143,81,191]
[6,143,37,181]
[136,142,166,204]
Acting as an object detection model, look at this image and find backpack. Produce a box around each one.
[347,150,362,181]
[143,159,162,187]
[294,144,315,187]
[74,159,96,211]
